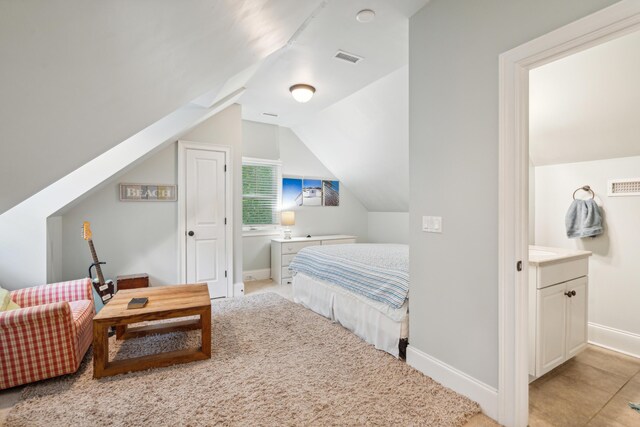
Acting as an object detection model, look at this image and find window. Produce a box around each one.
[242,158,282,233]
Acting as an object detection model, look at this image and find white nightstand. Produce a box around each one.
[270,235,356,285]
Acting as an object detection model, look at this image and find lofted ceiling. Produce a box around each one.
[240,0,426,128]
[0,0,425,215]
[0,0,322,214]
[293,66,408,212]
[530,29,640,166]
[240,0,424,212]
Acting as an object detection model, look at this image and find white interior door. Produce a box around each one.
[185,148,227,298]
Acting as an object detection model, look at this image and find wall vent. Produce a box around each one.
[608,178,640,197]
[334,50,364,64]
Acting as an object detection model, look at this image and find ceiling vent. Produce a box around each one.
[334,50,363,64]
[608,178,640,197]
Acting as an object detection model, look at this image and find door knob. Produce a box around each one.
[188,231,195,237]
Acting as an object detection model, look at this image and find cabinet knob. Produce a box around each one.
[564,291,573,298]
[571,290,576,296]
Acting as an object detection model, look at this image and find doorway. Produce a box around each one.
[178,141,234,298]
[498,2,640,426]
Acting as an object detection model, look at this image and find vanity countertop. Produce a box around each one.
[529,245,592,266]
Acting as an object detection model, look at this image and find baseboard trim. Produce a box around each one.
[242,268,271,282]
[233,282,245,297]
[406,345,498,421]
[588,322,640,359]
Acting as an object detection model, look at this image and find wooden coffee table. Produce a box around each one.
[92,283,211,378]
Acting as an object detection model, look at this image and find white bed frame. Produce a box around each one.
[292,272,408,358]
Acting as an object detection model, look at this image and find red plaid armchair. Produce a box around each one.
[0,279,95,389]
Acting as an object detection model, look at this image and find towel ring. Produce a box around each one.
[573,185,595,200]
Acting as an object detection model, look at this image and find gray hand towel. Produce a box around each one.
[565,199,603,238]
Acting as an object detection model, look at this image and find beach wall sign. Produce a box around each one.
[119,183,177,202]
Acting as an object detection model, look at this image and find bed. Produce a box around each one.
[288,243,409,358]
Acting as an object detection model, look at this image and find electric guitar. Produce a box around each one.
[82,221,115,303]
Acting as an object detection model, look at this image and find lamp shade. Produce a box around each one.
[281,211,295,226]
[289,84,315,103]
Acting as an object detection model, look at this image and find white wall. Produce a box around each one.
[368,212,409,244]
[529,159,536,243]
[529,30,640,166]
[46,216,63,283]
[242,120,279,161]
[535,156,640,353]
[58,105,243,287]
[242,124,369,273]
[60,144,178,285]
[408,0,617,391]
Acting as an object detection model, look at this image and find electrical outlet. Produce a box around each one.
[422,216,443,233]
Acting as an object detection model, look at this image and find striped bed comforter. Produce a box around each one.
[288,244,409,309]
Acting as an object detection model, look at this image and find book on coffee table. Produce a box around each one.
[127,297,148,309]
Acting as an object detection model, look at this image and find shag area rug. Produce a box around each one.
[6,293,480,426]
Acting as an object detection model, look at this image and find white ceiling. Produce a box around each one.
[240,0,424,212]
[530,29,640,166]
[240,0,427,128]
[0,0,322,213]
[293,66,408,212]
[0,0,425,214]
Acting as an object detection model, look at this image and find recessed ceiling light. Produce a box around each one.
[289,84,316,103]
[356,9,375,23]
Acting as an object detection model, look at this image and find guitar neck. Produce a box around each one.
[87,239,106,284]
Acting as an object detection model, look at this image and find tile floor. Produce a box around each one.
[529,345,640,426]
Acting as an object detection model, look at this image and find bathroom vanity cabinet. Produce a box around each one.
[528,246,592,380]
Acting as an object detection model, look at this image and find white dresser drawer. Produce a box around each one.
[282,240,320,255]
[281,266,292,279]
[282,254,296,266]
[322,238,356,245]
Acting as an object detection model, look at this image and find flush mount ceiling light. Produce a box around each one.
[356,9,375,23]
[289,84,316,103]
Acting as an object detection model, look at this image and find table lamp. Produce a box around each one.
[281,211,295,240]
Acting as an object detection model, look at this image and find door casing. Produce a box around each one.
[498,2,640,425]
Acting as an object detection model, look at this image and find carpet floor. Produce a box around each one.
[6,293,480,426]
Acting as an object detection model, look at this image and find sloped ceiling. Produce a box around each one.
[241,0,425,127]
[530,29,640,166]
[293,66,408,212]
[0,0,322,214]
[239,0,423,212]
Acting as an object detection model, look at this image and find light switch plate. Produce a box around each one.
[422,216,442,233]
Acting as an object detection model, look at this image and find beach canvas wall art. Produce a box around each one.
[282,178,303,210]
[322,180,339,206]
[282,177,340,209]
[302,179,323,206]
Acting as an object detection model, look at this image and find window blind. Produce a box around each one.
[242,161,280,226]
